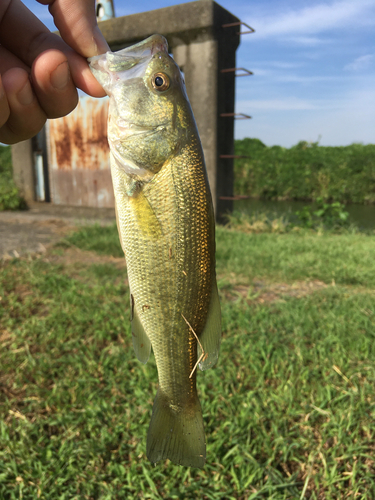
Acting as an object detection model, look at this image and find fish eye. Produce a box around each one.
[151,72,170,91]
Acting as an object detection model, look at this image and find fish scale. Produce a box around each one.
[89,34,221,468]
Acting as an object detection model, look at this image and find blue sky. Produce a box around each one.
[24,0,375,147]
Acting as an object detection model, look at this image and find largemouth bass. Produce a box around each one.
[89,34,221,468]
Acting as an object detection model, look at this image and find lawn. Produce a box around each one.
[0,224,374,499]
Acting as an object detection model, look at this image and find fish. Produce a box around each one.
[89,34,221,468]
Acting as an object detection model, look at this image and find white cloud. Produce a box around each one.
[275,75,336,84]
[244,70,336,84]
[239,98,319,111]
[344,54,374,71]
[246,68,270,77]
[235,85,375,146]
[246,0,375,40]
[267,61,304,69]
[280,36,328,46]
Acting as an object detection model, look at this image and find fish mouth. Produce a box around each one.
[89,35,169,91]
[105,34,168,75]
[115,35,168,59]
[150,36,168,56]
[110,119,168,140]
[88,35,168,76]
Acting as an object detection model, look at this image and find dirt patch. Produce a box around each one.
[42,248,326,305]
[40,247,127,287]
[223,279,328,304]
[45,246,125,268]
[0,218,74,258]
[1,205,328,305]
[0,203,115,259]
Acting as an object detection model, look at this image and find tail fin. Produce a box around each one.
[146,389,206,468]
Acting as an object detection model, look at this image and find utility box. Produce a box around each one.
[12,0,242,220]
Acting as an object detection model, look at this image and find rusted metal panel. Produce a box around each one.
[47,95,114,208]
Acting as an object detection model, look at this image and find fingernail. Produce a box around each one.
[93,26,110,55]
[17,80,35,106]
[50,61,69,90]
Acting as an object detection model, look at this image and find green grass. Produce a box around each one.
[58,223,124,257]
[1,225,375,499]
[0,145,26,211]
[234,138,375,204]
[216,226,375,287]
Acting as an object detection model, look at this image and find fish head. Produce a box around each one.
[89,35,193,183]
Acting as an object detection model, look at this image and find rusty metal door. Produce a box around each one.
[46,95,114,208]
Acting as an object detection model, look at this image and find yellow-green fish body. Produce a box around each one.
[89,35,221,468]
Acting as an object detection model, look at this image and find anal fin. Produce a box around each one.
[131,303,151,364]
[198,280,221,371]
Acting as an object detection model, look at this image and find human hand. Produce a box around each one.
[0,0,110,144]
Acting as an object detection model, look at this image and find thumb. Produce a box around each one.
[37,0,109,57]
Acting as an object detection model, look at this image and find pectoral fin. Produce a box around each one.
[129,190,162,239]
[198,281,221,370]
[131,303,151,364]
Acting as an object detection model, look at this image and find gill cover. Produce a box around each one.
[89,35,182,180]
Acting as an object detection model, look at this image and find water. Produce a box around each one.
[233,198,375,230]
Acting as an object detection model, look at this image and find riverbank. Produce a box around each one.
[232,198,375,231]
[0,203,115,259]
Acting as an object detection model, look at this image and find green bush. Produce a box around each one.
[0,145,27,211]
[234,139,375,203]
[296,197,350,230]
[225,210,293,234]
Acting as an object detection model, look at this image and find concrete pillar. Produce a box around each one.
[172,11,239,219]
[173,40,218,206]
[99,0,240,220]
[11,140,35,204]
[214,7,239,219]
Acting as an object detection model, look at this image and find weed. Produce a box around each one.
[225,210,292,234]
[296,197,350,229]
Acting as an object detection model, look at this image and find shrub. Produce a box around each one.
[234,139,375,204]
